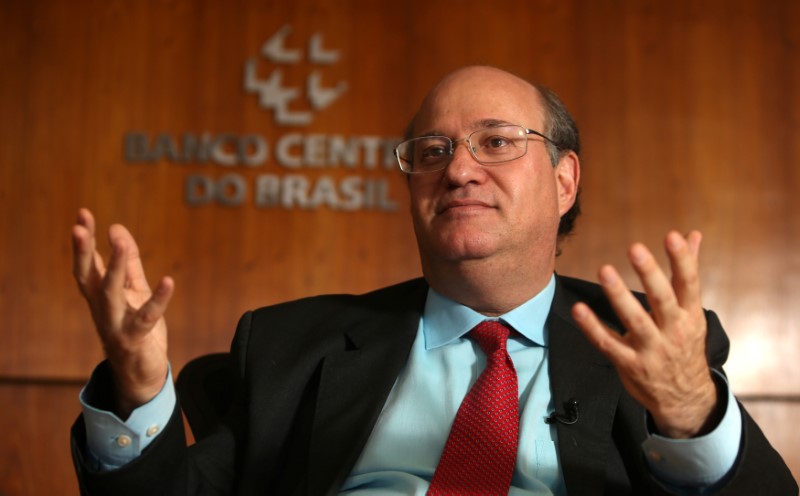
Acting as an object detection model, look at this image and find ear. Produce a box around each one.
[554,151,580,216]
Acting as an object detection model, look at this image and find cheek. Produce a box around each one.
[408,179,438,215]
[509,172,560,222]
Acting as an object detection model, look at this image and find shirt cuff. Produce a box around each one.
[641,369,742,489]
[79,363,176,471]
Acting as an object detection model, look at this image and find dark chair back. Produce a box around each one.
[175,352,236,440]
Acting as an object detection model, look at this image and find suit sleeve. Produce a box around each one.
[691,310,797,495]
[70,311,256,496]
[72,394,188,495]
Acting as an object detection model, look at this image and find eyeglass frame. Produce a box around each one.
[393,124,559,174]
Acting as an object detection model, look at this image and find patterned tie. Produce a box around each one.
[428,320,520,495]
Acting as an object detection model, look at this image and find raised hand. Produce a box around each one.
[72,208,174,418]
[572,231,721,439]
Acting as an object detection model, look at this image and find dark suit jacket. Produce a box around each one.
[72,275,798,495]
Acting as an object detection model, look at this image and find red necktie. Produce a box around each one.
[428,320,520,496]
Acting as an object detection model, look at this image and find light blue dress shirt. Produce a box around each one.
[81,275,742,493]
[340,275,563,495]
[80,366,175,470]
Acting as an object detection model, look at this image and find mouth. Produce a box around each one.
[436,198,493,215]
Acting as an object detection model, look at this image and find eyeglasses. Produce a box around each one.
[394,124,557,174]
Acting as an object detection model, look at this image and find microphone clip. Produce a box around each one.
[545,398,579,425]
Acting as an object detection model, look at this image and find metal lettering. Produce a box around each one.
[276,133,303,168]
[281,175,310,208]
[210,134,239,166]
[383,138,401,170]
[376,179,398,211]
[254,174,281,207]
[152,133,181,162]
[308,175,338,208]
[181,133,212,163]
[360,137,381,169]
[338,176,363,210]
[216,174,247,206]
[184,174,215,205]
[328,135,359,168]
[239,135,268,166]
[124,133,153,162]
[303,134,327,167]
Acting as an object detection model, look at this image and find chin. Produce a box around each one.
[431,235,498,262]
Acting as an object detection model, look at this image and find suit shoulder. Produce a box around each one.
[556,274,604,298]
[246,278,428,321]
[557,274,648,306]
[554,274,648,329]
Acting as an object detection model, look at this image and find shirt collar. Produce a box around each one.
[422,274,556,350]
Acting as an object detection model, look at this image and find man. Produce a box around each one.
[71,66,797,495]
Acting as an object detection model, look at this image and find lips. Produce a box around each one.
[436,198,493,214]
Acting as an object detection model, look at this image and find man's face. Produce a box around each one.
[407,67,578,274]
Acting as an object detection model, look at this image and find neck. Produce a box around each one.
[422,254,555,316]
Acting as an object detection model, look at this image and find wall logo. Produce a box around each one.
[244,25,348,126]
[123,25,400,212]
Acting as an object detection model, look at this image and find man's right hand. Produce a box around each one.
[72,208,174,418]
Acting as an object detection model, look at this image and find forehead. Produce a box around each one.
[413,67,545,136]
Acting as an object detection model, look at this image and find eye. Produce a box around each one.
[422,145,447,158]
[418,142,450,163]
[478,134,517,155]
[486,135,512,149]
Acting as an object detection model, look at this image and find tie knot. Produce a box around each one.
[469,320,511,356]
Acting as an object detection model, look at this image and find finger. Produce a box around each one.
[686,230,702,257]
[108,223,152,291]
[103,227,130,296]
[72,224,92,284]
[597,264,659,344]
[628,242,680,327]
[72,209,104,288]
[572,302,636,365]
[77,208,96,238]
[664,230,702,310]
[129,276,175,338]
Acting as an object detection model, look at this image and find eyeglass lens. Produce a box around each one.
[397,125,529,173]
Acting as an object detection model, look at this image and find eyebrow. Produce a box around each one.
[416,118,517,139]
[476,118,515,128]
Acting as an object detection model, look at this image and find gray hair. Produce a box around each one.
[536,85,581,242]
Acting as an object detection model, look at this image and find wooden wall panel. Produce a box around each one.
[554,0,800,396]
[1,0,798,493]
[4,0,797,389]
[0,381,203,496]
[0,382,82,496]
[3,0,795,387]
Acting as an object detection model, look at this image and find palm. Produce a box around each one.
[73,209,174,413]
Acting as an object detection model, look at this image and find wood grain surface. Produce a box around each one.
[1,0,797,493]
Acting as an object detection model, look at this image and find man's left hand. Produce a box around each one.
[572,230,721,439]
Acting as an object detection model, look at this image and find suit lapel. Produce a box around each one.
[307,280,427,495]
[548,277,621,496]
[300,276,625,495]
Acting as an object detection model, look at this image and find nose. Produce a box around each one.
[443,139,485,186]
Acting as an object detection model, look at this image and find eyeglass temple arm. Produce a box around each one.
[525,128,559,147]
